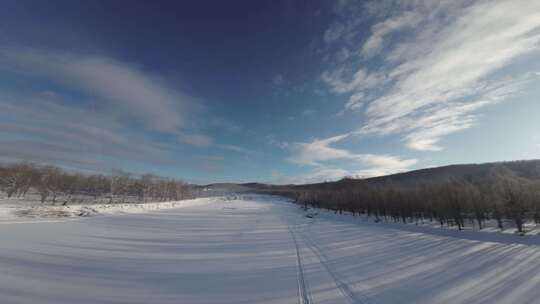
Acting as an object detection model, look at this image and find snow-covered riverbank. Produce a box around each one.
[0,196,219,224]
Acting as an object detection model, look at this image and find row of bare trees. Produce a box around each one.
[0,162,197,205]
[288,167,540,233]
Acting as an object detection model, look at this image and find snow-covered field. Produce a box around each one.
[1,194,540,303]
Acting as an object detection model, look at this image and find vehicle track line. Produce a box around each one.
[289,226,311,304]
[301,219,376,304]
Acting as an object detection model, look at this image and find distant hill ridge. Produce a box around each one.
[238,159,540,191]
[336,159,540,186]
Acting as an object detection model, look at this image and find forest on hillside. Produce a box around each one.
[261,161,540,234]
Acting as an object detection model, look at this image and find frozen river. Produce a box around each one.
[1,195,540,303]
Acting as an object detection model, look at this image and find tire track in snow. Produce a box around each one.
[289,226,312,304]
[300,219,376,304]
[303,235,373,304]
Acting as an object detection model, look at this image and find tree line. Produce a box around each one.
[0,162,197,205]
[277,165,540,233]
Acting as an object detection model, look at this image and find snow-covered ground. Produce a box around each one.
[0,195,218,224]
[1,194,540,303]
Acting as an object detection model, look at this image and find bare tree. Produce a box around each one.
[39,166,63,204]
[498,175,529,233]
[0,161,197,206]
[0,163,35,198]
[111,169,130,203]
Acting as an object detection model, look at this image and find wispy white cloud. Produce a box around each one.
[322,0,540,152]
[0,47,253,174]
[0,48,191,132]
[324,23,346,44]
[266,135,289,150]
[178,133,213,147]
[361,11,422,58]
[302,109,316,116]
[321,67,387,95]
[0,93,175,172]
[216,144,256,156]
[280,167,351,184]
[345,92,366,111]
[273,74,284,86]
[288,134,417,177]
[280,154,420,183]
[354,154,418,177]
[288,134,351,166]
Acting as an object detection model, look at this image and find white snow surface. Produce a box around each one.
[1,194,540,303]
[0,196,216,224]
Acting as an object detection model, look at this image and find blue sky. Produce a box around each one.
[0,0,539,184]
